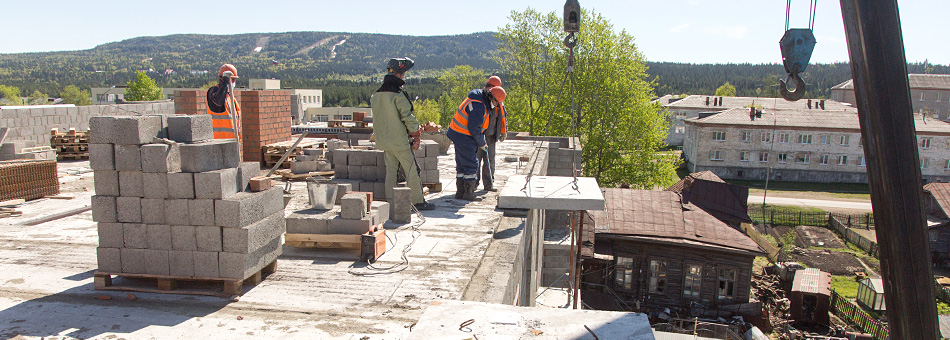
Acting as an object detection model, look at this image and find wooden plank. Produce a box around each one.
[285,233,362,244]
[0,199,25,207]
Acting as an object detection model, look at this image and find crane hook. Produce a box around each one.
[779,73,807,101]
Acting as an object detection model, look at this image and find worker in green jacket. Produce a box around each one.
[370,57,435,211]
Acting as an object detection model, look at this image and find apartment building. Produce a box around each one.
[91,86,199,104]
[831,74,950,120]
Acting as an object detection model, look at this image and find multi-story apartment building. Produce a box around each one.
[682,107,950,184]
[831,74,950,120]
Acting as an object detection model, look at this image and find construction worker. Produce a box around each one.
[370,57,435,211]
[206,64,241,140]
[475,76,508,192]
[448,83,506,201]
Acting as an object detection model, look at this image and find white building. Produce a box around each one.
[90,87,199,104]
[832,74,950,121]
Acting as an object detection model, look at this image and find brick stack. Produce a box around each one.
[91,114,284,280]
[0,159,59,201]
[285,192,389,239]
[330,140,440,200]
[240,90,291,162]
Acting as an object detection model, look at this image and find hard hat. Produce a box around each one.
[489,86,506,104]
[218,64,239,78]
[486,75,502,87]
[387,58,414,74]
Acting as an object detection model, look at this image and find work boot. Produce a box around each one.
[461,181,479,201]
[455,180,464,199]
[483,182,497,192]
[414,201,436,211]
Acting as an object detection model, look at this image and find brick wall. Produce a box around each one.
[0,102,174,146]
[239,90,291,162]
[173,90,207,115]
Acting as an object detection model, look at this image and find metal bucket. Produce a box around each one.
[307,179,338,210]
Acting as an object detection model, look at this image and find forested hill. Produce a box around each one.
[1,31,948,106]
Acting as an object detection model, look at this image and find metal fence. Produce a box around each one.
[828,216,879,258]
[830,290,889,340]
[748,205,874,229]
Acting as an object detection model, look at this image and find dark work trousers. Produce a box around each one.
[447,129,479,182]
[475,137,496,189]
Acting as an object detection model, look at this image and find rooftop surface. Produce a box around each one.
[833,74,950,90]
[661,94,854,111]
[0,140,548,339]
[684,107,950,134]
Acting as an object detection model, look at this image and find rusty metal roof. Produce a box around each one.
[590,189,764,255]
[792,268,832,296]
[663,94,855,111]
[834,74,950,90]
[925,182,950,218]
[666,171,723,192]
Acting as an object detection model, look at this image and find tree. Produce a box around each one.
[497,8,679,188]
[125,71,163,101]
[60,85,92,105]
[413,98,441,126]
[434,65,489,127]
[715,81,737,97]
[0,85,23,106]
[27,90,49,105]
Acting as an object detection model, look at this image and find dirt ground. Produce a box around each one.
[772,225,878,276]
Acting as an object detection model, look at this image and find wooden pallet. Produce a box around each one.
[422,182,442,193]
[286,230,387,260]
[57,153,89,161]
[93,260,277,297]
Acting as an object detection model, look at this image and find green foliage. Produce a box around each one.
[715,81,737,96]
[125,71,163,101]
[496,8,678,187]
[27,90,49,105]
[60,85,91,105]
[779,229,797,260]
[0,85,23,105]
[435,65,490,127]
[938,300,950,314]
[414,98,441,125]
[830,275,860,298]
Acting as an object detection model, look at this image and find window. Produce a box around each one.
[712,131,726,141]
[798,134,813,144]
[931,230,940,243]
[945,159,950,170]
[820,154,829,165]
[675,111,687,118]
[740,151,750,162]
[922,157,931,169]
[615,257,634,290]
[840,135,850,146]
[683,264,702,300]
[921,92,926,101]
[778,133,789,144]
[934,110,941,119]
[938,93,943,102]
[796,153,810,164]
[922,137,933,149]
[742,131,752,142]
[778,153,788,163]
[710,150,724,161]
[838,155,849,165]
[675,126,685,134]
[857,156,865,167]
[759,152,769,162]
[718,268,737,301]
[858,137,863,148]
[821,135,830,145]
[761,132,772,143]
[649,260,668,294]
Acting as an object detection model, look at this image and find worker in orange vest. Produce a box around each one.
[206,64,241,140]
[475,76,508,192]
[447,84,506,201]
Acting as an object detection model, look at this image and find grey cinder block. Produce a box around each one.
[424,170,440,183]
[89,116,116,144]
[120,248,147,274]
[331,149,349,165]
[144,249,170,276]
[140,198,166,224]
[140,143,181,173]
[373,181,385,200]
[114,144,142,171]
[179,140,240,172]
[423,157,438,171]
[97,247,121,273]
[118,171,144,197]
[334,165,348,180]
[114,115,162,145]
[169,250,195,277]
[146,224,172,250]
[358,180,375,193]
[348,165,362,180]
[376,151,386,166]
[285,207,337,234]
[116,196,142,223]
[222,210,286,254]
[196,225,223,252]
[164,199,191,225]
[423,140,440,157]
[214,186,284,228]
[91,195,117,223]
[194,167,238,199]
[335,182,353,204]
[170,225,197,251]
[193,251,219,278]
[94,170,120,196]
[328,215,373,234]
[391,187,411,223]
[97,222,124,248]
[123,223,147,249]
[375,165,386,183]
[361,165,377,181]
[167,114,213,142]
[89,143,115,170]
[218,237,281,279]
[340,192,368,220]
[237,162,260,192]
[188,199,215,226]
[142,172,168,199]
[167,172,195,199]
[371,201,390,226]
[412,147,425,158]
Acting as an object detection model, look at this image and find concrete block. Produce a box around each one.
[371,201,390,226]
[302,148,325,156]
[146,224,172,250]
[150,114,170,139]
[335,182,353,204]
[196,225,222,252]
[391,187,411,223]
[118,171,144,197]
[334,165,348,180]
[328,215,374,234]
[114,144,142,171]
[214,186,283,228]
[140,198,166,224]
[376,152,386,166]
[412,147,426,158]
[167,114,213,142]
[423,157,438,171]
[348,165,362,180]
[285,207,336,234]
[195,167,238,199]
[169,250,195,277]
[166,172,195,199]
[347,151,364,166]
[119,248,146,274]
[97,247,122,272]
[331,149,349,165]
[164,199,191,225]
[89,143,115,170]
[116,196,142,223]
[140,143,181,173]
[218,237,281,279]
[123,223,147,249]
[91,195,117,223]
[113,115,162,145]
[375,165,386,183]
[144,249,170,275]
[358,180,375,193]
[193,251,219,278]
[94,170,120,196]
[89,116,116,144]
[291,160,318,174]
[237,162,260,192]
[424,169,440,183]
[423,140,440,157]
[179,140,240,172]
[170,225,197,251]
[340,192,368,220]
[222,210,285,253]
[142,172,168,199]
[373,181,385,200]
[361,165,378,181]
[188,199,215,226]
[97,222,124,248]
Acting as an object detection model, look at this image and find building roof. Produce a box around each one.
[590,189,764,256]
[684,107,950,134]
[791,268,831,296]
[925,182,950,218]
[662,94,854,111]
[666,171,724,192]
[861,277,885,293]
[833,74,950,90]
[668,176,753,225]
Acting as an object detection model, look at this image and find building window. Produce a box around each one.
[712,131,726,141]
[718,268,737,301]
[796,153,810,164]
[858,137,863,148]
[615,257,634,290]
[922,137,933,149]
[931,230,940,243]
[683,264,702,300]
[921,92,926,101]
[938,93,943,102]
[759,152,769,162]
[934,110,941,119]
[777,153,788,163]
[820,154,829,165]
[798,134,813,144]
[778,133,789,144]
[710,150,724,161]
[821,135,830,145]
[840,135,850,146]
[945,160,950,170]
[740,131,751,142]
[649,260,668,294]
[761,132,772,143]
[857,156,865,167]
[740,151,750,162]
[675,126,685,134]
[922,157,931,169]
[838,155,849,165]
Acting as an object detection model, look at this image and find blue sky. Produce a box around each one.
[3,0,946,64]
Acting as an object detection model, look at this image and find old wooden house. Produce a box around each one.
[582,189,765,316]
[922,182,950,267]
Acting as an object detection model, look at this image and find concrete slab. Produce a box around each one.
[497,175,605,211]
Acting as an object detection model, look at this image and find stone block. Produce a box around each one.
[97,222,124,248]
[120,248,147,274]
[373,181,385,200]
[193,251,219,278]
[170,225,197,251]
[195,167,238,199]
[189,199,215,226]
[97,247,121,272]
[140,198,166,224]
[237,162,260,192]
[123,223,147,249]
[140,143,181,173]
[331,149,349,165]
[285,207,337,234]
[142,172,168,199]
[218,237,281,279]
[371,201,390,226]
[222,210,285,253]
[144,249,170,275]
[179,140,240,172]
[376,151,386,166]
[168,250,195,277]
[214,186,283,228]
[358,180,375,193]
[348,165,362,180]
[340,192,368,220]
[334,182,353,204]
[116,196,142,223]
[118,171,144,197]
[167,114,213,142]
[91,195,117,223]
[89,143,115,170]
[424,169,440,183]
[146,224,172,250]
[423,157,438,171]
[328,215,374,234]
[89,116,116,144]
[361,165,378,181]
[164,199,191,225]
[423,141,440,157]
[391,187,411,223]
[114,144,142,171]
[375,165,386,183]
[167,172,195,199]
[94,170,120,196]
[412,147,426,158]
[196,225,222,252]
[114,115,162,145]
[334,165,348,180]
[291,160,318,174]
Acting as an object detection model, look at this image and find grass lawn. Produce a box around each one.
[831,275,860,299]
[729,179,871,200]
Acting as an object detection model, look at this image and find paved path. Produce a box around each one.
[748,195,873,211]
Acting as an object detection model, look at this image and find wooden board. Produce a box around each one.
[422,182,442,193]
[285,233,364,249]
[93,259,277,297]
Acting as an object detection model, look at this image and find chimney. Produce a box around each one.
[820,100,825,110]
[807,99,812,109]
[750,107,756,121]
[706,97,710,106]
[718,97,723,106]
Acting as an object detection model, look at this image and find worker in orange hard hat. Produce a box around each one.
[447,79,506,201]
[475,75,508,192]
[207,64,241,140]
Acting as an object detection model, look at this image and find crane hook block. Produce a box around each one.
[780,74,807,101]
[779,28,816,102]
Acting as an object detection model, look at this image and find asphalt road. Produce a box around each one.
[748,195,873,211]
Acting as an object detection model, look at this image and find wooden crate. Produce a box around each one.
[94,260,277,297]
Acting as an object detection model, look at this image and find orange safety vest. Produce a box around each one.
[207,94,241,139]
[494,104,508,135]
[450,98,489,136]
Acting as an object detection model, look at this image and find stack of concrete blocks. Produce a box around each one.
[0,140,56,160]
[290,148,332,175]
[546,141,584,177]
[285,191,390,241]
[91,114,285,282]
[330,140,440,200]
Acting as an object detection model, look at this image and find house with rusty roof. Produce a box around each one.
[581,188,765,317]
[666,171,752,227]
[832,74,950,121]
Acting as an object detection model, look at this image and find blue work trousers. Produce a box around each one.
[447,129,479,182]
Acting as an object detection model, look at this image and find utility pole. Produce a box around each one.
[839,1,939,339]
